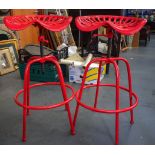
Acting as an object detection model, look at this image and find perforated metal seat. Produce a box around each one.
[75,15,147,35]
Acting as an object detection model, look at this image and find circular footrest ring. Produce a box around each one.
[75,83,138,114]
[14,82,75,110]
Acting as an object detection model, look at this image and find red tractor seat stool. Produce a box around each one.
[14,55,75,142]
[73,57,138,145]
[73,15,146,145]
[4,14,75,142]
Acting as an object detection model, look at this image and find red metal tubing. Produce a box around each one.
[73,56,138,144]
[16,55,75,141]
[94,61,102,108]
[73,57,101,126]
[14,82,75,110]
[73,57,121,127]
[75,84,138,114]
[112,60,120,145]
[113,57,134,124]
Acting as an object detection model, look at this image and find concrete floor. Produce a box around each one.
[0,36,155,145]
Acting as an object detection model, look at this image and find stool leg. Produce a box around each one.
[27,74,30,116]
[55,61,75,135]
[22,63,31,142]
[126,63,134,124]
[60,81,75,134]
[73,63,89,128]
[22,107,27,142]
[66,103,75,135]
[22,87,29,141]
[112,60,120,145]
[73,103,80,127]
[94,61,102,108]
[116,57,134,124]
[123,59,134,124]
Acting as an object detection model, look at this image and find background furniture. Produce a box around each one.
[11,10,39,48]
[139,25,151,46]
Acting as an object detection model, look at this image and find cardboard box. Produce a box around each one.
[69,63,106,84]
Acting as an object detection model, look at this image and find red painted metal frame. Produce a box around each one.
[75,15,147,35]
[6,14,75,142]
[73,57,138,145]
[74,15,142,144]
[3,15,72,31]
[14,55,75,142]
[38,35,49,43]
[6,14,140,144]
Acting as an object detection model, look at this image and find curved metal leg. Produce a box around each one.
[66,103,75,135]
[22,108,27,142]
[53,59,75,135]
[73,103,80,127]
[122,58,134,124]
[114,57,134,124]
[26,71,30,116]
[110,59,120,145]
[73,62,91,128]
[22,62,31,142]
[94,61,102,108]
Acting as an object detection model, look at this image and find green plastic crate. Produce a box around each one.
[18,62,58,82]
[18,45,68,82]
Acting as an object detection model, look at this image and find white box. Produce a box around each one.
[69,63,106,84]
